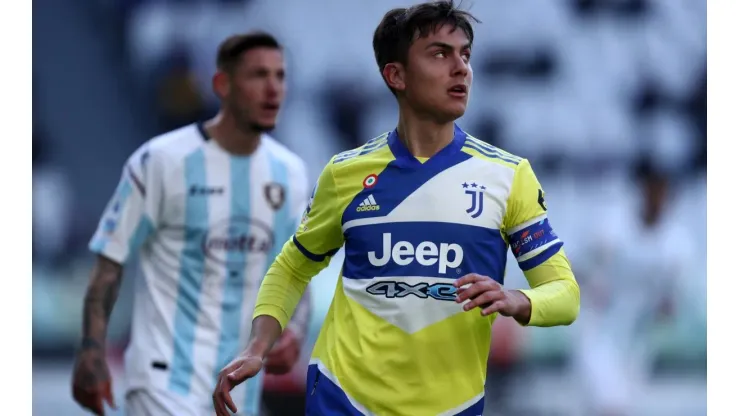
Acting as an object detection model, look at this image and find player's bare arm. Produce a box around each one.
[264,286,311,374]
[71,255,122,415]
[213,314,283,416]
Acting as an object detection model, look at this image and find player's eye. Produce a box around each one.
[433,51,446,58]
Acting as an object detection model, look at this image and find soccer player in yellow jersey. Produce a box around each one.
[213,2,580,415]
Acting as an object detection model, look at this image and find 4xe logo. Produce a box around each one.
[366,281,457,302]
[368,233,464,274]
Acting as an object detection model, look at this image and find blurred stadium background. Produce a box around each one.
[32,0,706,415]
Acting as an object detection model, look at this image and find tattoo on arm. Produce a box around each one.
[81,255,123,351]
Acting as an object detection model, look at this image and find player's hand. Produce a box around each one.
[71,347,117,416]
[454,273,531,322]
[264,328,302,375]
[213,355,264,416]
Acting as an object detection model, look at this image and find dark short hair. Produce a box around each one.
[216,32,282,72]
[372,1,479,93]
[634,156,670,185]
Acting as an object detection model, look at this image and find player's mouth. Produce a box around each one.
[261,103,281,115]
[447,84,468,99]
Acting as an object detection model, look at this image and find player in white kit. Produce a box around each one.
[572,161,695,416]
[71,32,311,416]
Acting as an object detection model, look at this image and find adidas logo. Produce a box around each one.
[356,194,380,212]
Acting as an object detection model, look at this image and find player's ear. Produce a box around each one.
[383,63,406,92]
[212,70,230,100]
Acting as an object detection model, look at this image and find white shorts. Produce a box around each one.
[125,389,269,416]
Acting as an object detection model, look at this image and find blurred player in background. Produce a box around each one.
[213,2,580,415]
[573,160,694,416]
[71,32,311,416]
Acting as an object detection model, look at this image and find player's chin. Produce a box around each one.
[440,103,467,121]
[252,119,277,132]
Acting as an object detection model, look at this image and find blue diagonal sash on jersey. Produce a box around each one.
[453,397,486,416]
[306,364,365,416]
[341,125,471,227]
[306,363,485,415]
[343,221,508,283]
[341,154,470,226]
[170,149,209,394]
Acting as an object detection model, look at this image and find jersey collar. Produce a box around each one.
[196,121,211,141]
[387,123,467,168]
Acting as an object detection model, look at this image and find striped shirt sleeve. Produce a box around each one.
[88,145,162,264]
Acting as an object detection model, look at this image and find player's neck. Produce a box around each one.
[204,112,261,156]
[396,110,455,158]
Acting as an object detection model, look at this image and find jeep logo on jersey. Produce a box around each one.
[264,182,285,211]
[202,218,274,266]
[368,233,464,274]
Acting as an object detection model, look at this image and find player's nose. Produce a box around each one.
[451,54,469,78]
[265,76,283,97]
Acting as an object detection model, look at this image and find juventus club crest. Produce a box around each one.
[462,182,486,219]
[264,182,285,211]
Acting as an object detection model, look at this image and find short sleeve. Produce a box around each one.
[502,159,564,271]
[291,160,344,262]
[88,145,163,264]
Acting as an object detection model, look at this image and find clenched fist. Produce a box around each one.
[454,273,532,323]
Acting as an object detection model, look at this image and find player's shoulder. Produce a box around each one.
[260,134,308,177]
[330,131,392,168]
[261,134,306,168]
[133,123,206,167]
[119,124,203,179]
[460,131,525,171]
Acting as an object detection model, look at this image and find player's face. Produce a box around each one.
[644,177,668,217]
[404,25,473,122]
[226,47,285,132]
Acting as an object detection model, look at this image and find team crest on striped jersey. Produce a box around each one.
[264,182,285,210]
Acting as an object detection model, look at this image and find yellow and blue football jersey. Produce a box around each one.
[254,125,579,415]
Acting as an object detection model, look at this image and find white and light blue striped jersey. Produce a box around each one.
[89,123,309,414]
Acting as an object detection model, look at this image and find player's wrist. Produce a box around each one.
[243,338,273,360]
[510,290,532,325]
[285,325,304,343]
[78,336,106,352]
